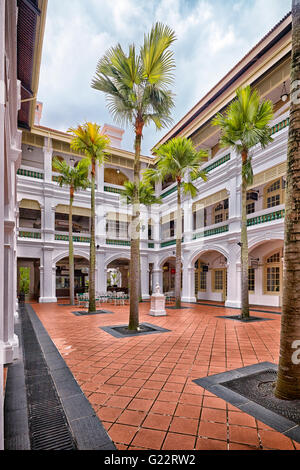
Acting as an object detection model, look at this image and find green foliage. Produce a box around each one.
[121,180,162,206]
[19,267,30,294]
[91,22,176,132]
[212,85,274,157]
[144,136,208,197]
[52,157,90,192]
[67,122,110,166]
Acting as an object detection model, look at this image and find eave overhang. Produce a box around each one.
[153,11,292,154]
[17,0,47,130]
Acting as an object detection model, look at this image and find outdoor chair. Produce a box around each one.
[95,293,102,309]
[80,293,89,308]
[99,292,107,303]
[115,291,125,306]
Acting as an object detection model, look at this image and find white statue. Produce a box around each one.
[149,282,166,316]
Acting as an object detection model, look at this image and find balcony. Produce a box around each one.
[17,166,44,180]
[18,229,41,239]
[247,204,285,227]
[55,232,90,243]
[106,238,130,246]
[192,222,229,240]
[104,184,124,195]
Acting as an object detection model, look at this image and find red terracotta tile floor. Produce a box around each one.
[29,300,298,451]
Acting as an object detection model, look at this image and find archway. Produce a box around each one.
[104,167,128,186]
[106,258,130,293]
[193,250,227,303]
[17,257,40,301]
[248,239,284,307]
[56,255,89,299]
[161,257,182,293]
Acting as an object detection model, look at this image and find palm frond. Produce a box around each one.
[141,22,176,88]
[68,122,110,165]
[91,22,176,136]
[121,180,161,206]
[182,181,198,198]
[212,85,274,155]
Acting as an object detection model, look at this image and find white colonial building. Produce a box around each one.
[0,0,47,450]
[16,12,292,312]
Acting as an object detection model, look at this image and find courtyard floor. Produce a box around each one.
[29,300,299,451]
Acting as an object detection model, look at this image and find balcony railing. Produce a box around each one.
[55,233,90,243]
[17,167,44,180]
[106,239,131,246]
[247,205,285,227]
[193,223,229,240]
[203,153,231,173]
[160,239,177,247]
[104,185,124,194]
[160,153,232,200]
[270,116,289,136]
[18,229,41,239]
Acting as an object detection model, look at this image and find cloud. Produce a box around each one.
[37,0,290,155]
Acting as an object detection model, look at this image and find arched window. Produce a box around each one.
[264,250,282,294]
[213,199,228,224]
[194,259,207,293]
[264,178,285,209]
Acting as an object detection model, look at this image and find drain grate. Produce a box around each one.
[222,369,300,425]
[20,305,77,450]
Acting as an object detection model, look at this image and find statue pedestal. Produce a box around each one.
[149,293,166,317]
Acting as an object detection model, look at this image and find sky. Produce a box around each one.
[37,0,290,157]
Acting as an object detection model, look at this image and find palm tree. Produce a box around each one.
[52,157,90,305]
[275,0,300,400]
[68,123,110,313]
[144,137,208,308]
[91,22,176,330]
[121,180,162,207]
[212,86,273,319]
[121,180,162,302]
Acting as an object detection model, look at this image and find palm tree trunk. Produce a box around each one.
[89,157,96,312]
[128,127,142,330]
[275,0,300,400]
[69,188,75,306]
[175,178,182,308]
[240,152,250,319]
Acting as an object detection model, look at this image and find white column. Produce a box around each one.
[97,165,104,192]
[43,137,52,183]
[3,220,19,364]
[152,213,160,250]
[96,250,106,293]
[181,266,196,303]
[141,254,150,299]
[225,242,242,308]
[183,199,193,242]
[43,200,55,242]
[96,204,106,246]
[228,175,241,233]
[39,247,57,303]
[0,0,5,449]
